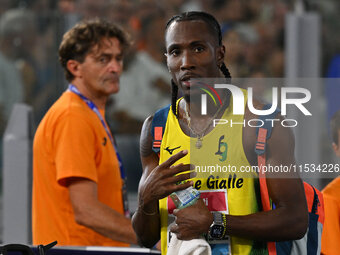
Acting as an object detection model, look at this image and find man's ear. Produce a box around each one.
[332,142,340,157]
[164,53,171,72]
[216,45,225,67]
[164,52,170,73]
[66,59,82,78]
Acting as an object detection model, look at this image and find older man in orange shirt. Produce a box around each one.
[32,19,136,246]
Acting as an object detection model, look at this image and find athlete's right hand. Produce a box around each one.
[139,150,195,208]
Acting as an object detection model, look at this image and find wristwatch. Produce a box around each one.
[208,212,226,240]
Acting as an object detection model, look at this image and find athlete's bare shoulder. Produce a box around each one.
[140,115,154,158]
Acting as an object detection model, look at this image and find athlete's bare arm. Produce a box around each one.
[132,116,195,247]
[222,109,308,241]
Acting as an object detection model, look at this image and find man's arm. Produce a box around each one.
[53,111,137,244]
[224,120,308,241]
[67,178,137,244]
[132,116,194,247]
[171,115,308,241]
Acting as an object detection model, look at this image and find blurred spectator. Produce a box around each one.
[267,47,284,77]
[109,0,135,28]
[180,0,203,13]
[0,8,25,182]
[222,28,245,77]
[0,8,58,123]
[216,0,246,24]
[58,0,79,31]
[107,0,137,52]
[0,0,11,16]
[243,70,268,100]
[0,51,23,128]
[109,6,171,133]
[160,0,186,17]
[232,23,261,76]
[58,0,76,13]
[0,9,25,123]
[77,0,111,20]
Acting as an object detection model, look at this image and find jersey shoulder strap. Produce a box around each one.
[254,104,281,156]
[254,104,324,255]
[151,104,171,154]
[254,104,280,255]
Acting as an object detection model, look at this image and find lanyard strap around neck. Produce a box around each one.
[68,84,126,179]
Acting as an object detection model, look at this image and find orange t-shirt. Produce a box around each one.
[32,90,128,247]
[321,177,340,254]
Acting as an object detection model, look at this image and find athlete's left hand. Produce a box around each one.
[170,198,213,240]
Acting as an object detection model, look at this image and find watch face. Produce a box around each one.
[210,225,224,239]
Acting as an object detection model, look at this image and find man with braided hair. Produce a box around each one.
[132,11,308,254]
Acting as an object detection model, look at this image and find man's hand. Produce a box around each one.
[133,117,197,247]
[170,199,213,240]
[139,150,195,210]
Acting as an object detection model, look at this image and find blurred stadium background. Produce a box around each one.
[0,0,339,245]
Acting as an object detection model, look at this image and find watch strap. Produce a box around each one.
[208,212,226,240]
[222,213,227,238]
[213,211,223,225]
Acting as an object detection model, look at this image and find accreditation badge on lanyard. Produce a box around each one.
[68,84,130,218]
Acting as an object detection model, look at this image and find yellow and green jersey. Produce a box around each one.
[158,90,267,254]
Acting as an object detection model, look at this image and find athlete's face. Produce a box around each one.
[165,20,225,96]
[74,37,123,97]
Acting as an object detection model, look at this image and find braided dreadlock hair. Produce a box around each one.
[165,11,232,117]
